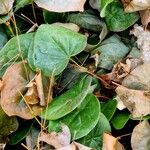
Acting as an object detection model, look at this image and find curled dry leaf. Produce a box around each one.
[0,0,14,15]
[56,142,94,150]
[140,9,150,27]
[35,0,86,12]
[122,0,150,12]
[131,25,150,63]
[131,121,150,150]
[0,62,42,119]
[116,85,150,117]
[39,124,71,149]
[102,133,125,150]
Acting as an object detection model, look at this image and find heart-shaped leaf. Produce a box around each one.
[78,113,111,149]
[61,93,100,140]
[41,75,92,120]
[28,24,87,76]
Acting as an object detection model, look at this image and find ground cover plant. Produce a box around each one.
[0,0,150,149]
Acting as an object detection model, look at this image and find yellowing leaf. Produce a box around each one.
[131,121,150,150]
[116,85,150,118]
[102,133,125,150]
[35,0,86,12]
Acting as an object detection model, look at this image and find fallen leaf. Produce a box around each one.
[131,121,150,150]
[122,64,150,90]
[0,143,6,150]
[56,142,94,150]
[0,80,2,91]
[122,0,150,12]
[102,133,125,150]
[0,0,14,15]
[0,62,42,119]
[35,72,45,106]
[24,81,39,105]
[116,85,150,117]
[140,9,150,27]
[131,25,150,63]
[34,0,86,12]
[39,124,71,149]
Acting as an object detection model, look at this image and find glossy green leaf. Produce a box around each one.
[101,99,117,121]
[0,106,18,142]
[28,24,87,76]
[61,94,101,140]
[41,75,92,120]
[15,0,33,11]
[78,113,111,149]
[111,111,130,130]
[94,35,129,70]
[105,1,139,31]
[0,33,34,70]
[100,0,114,17]
[9,121,33,145]
[67,12,105,32]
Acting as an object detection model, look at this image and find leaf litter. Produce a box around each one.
[0,0,150,149]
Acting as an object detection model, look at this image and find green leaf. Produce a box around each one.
[28,24,87,76]
[0,26,8,50]
[9,121,33,145]
[67,12,105,32]
[43,10,65,24]
[78,113,111,149]
[61,93,101,140]
[105,1,139,31]
[15,0,33,11]
[0,11,13,24]
[41,75,92,120]
[93,35,129,70]
[0,106,18,142]
[111,111,130,130]
[100,0,114,17]
[101,99,117,121]
[0,33,34,70]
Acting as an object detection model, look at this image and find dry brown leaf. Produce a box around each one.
[140,9,150,27]
[35,0,86,12]
[35,72,45,106]
[56,142,94,150]
[131,25,150,63]
[122,64,150,90]
[0,62,42,119]
[122,0,150,12]
[131,121,150,150]
[24,82,39,105]
[116,85,150,117]
[102,133,125,150]
[39,124,71,149]
[0,80,3,92]
[0,0,14,15]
